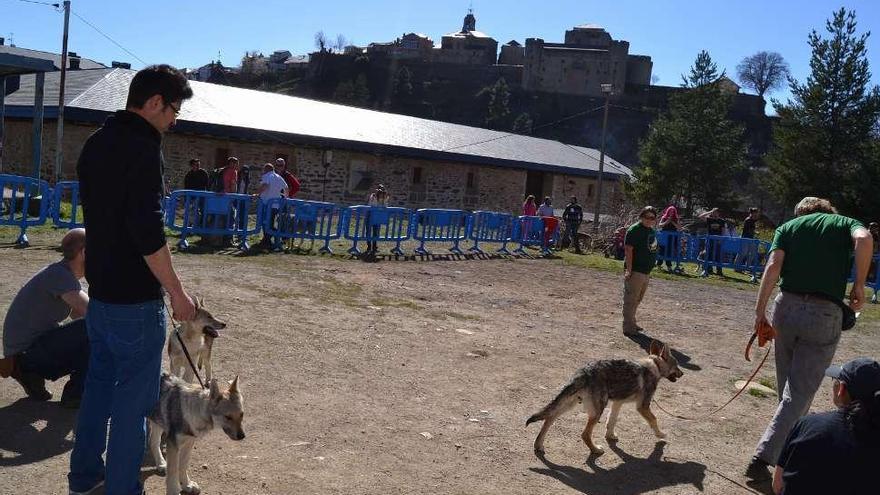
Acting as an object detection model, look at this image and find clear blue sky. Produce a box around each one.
[3,0,879,111]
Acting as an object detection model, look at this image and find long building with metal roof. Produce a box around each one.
[2,67,631,213]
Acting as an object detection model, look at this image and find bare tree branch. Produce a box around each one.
[736,51,790,97]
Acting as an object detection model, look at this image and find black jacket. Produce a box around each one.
[77,111,167,303]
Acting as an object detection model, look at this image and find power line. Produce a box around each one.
[70,10,147,65]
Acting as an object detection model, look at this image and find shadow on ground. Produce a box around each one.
[531,441,707,494]
[626,332,702,371]
[0,398,77,467]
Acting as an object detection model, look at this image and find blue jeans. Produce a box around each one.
[68,299,166,495]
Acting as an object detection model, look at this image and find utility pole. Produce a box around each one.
[592,83,612,232]
[55,0,71,184]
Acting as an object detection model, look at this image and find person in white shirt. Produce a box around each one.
[536,197,555,217]
[256,163,288,249]
[536,197,558,251]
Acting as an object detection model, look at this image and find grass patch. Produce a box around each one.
[555,250,762,291]
[429,310,480,321]
[318,277,364,307]
[748,388,770,398]
[758,377,777,391]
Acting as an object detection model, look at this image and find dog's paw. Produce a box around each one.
[155,463,167,476]
[605,432,619,442]
[654,431,667,439]
[181,480,201,495]
[589,445,605,455]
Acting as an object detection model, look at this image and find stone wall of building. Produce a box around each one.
[4,118,602,215]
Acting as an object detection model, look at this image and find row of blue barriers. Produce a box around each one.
[0,174,83,246]
[163,190,560,256]
[2,174,877,302]
[654,230,771,278]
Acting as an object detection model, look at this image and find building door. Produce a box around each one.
[525,170,544,200]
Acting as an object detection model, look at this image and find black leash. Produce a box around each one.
[163,299,206,389]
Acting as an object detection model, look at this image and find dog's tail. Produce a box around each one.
[526,381,581,426]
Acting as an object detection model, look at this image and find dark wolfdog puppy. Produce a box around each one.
[527,340,683,456]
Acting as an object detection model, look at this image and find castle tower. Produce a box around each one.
[461,8,476,33]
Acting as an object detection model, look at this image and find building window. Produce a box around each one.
[466,171,476,189]
[412,166,423,185]
[588,184,594,197]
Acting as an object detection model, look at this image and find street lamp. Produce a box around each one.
[592,83,613,233]
[321,149,333,202]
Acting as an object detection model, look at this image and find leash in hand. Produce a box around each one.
[163,299,206,389]
[653,323,775,422]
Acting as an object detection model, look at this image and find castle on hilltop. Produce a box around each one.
[356,10,653,98]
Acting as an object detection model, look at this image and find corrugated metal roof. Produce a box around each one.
[5,68,633,178]
[3,69,111,106]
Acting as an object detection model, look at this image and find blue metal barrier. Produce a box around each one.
[468,210,516,255]
[262,198,345,254]
[165,190,263,250]
[410,208,472,255]
[0,174,51,246]
[344,205,410,256]
[51,181,83,229]
[849,254,880,304]
[690,234,769,278]
[514,215,559,256]
[655,230,686,271]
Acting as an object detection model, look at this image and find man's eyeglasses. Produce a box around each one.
[166,101,181,116]
[643,215,657,220]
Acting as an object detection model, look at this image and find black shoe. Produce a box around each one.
[13,367,51,401]
[744,456,771,481]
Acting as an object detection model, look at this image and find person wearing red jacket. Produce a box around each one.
[276,158,300,198]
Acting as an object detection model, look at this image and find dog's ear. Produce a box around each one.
[660,344,671,360]
[228,375,239,395]
[196,296,203,310]
[209,378,222,400]
[649,339,662,356]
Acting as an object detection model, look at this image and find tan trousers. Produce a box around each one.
[622,272,650,333]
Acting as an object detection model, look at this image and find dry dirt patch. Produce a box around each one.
[1,243,878,494]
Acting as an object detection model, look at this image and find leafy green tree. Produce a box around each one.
[631,50,746,214]
[511,112,533,135]
[477,77,511,129]
[393,66,413,97]
[334,74,371,106]
[766,8,880,218]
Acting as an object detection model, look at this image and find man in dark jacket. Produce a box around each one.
[68,65,197,495]
[183,158,209,190]
[561,196,584,253]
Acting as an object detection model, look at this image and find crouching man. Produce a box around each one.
[1,228,89,408]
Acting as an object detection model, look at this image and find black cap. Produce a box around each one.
[825,358,880,401]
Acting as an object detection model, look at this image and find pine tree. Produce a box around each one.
[631,51,746,214]
[511,112,533,135]
[767,8,880,218]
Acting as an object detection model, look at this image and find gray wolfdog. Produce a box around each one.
[148,373,245,495]
[168,298,226,383]
[527,340,683,456]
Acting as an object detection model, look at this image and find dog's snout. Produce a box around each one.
[236,431,246,440]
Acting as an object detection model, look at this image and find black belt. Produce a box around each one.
[781,290,857,331]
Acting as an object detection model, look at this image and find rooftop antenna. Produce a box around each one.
[8,32,14,47]
[468,1,473,14]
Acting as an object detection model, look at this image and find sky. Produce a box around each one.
[2,0,879,112]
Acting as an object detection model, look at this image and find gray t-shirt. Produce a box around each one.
[2,261,81,357]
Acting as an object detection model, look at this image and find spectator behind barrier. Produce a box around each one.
[183,158,209,191]
[657,205,683,272]
[698,207,726,277]
[522,195,537,216]
[735,207,761,273]
[365,184,389,256]
[256,163,288,250]
[1,228,89,408]
[772,358,880,494]
[276,158,301,198]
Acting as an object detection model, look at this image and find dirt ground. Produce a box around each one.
[1,236,878,495]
